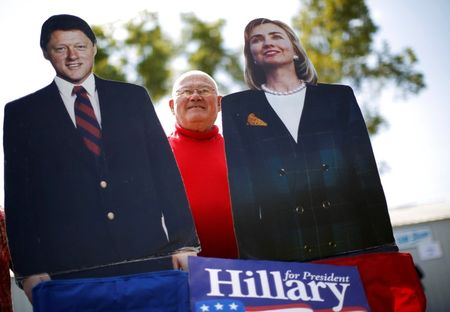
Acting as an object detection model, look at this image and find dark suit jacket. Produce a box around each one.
[4,76,199,278]
[222,83,395,261]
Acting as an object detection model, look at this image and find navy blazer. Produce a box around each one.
[222,83,395,261]
[4,76,199,278]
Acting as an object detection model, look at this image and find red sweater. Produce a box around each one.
[0,209,12,312]
[168,124,238,259]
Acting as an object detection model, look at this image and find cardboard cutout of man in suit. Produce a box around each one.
[3,14,199,302]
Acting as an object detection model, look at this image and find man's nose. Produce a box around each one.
[189,90,202,99]
[66,47,79,59]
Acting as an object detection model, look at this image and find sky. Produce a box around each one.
[0,0,449,209]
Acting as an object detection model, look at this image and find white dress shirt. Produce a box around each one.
[54,74,102,127]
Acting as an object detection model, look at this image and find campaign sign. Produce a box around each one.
[188,257,370,312]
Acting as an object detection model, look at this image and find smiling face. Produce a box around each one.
[248,23,296,69]
[169,73,222,132]
[43,29,97,84]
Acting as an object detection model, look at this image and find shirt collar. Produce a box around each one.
[54,74,96,96]
[175,123,219,140]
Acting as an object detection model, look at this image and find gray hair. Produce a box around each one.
[171,70,219,98]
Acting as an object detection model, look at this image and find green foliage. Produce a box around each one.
[93,11,244,101]
[179,14,245,92]
[295,0,377,83]
[367,44,425,96]
[92,12,174,101]
[92,2,425,135]
[293,0,425,134]
[180,14,226,75]
[92,25,126,82]
[124,12,175,101]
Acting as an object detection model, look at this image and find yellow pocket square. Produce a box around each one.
[247,113,268,126]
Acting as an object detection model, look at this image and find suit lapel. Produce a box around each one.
[95,77,116,135]
[244,91,297,206]
[44,82,99,169]
[297,83,323,137]
[94,77,118,156]
[245,91,295,143]
[257,91,287,130]
[248,90,311,145]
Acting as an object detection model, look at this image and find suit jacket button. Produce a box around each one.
[322,200,331,209]
[107,212,115,220]
[100,180,108,189]
[295,205,305,214]
[279,168,287,176]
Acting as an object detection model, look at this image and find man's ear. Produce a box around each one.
[169,99,175,114]
[217,96,223,112]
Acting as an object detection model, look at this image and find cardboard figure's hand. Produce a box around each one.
[23,273,51,303]
[172,251,198,271]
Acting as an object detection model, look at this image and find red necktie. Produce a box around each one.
[72,86,102,157]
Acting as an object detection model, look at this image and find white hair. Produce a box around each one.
[171,70,219,98]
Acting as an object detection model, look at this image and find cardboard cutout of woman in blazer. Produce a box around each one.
[222,18,426,311]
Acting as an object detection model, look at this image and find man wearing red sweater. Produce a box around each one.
[0,208,12,312]
[168,71,238,259]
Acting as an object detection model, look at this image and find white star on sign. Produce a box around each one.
[200,304,210,312]
[214,302,224,310]
[229,302,238,310]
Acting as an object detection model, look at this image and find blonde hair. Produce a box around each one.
[243,18,318,90]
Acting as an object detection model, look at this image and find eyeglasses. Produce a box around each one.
[175,87,216,98]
